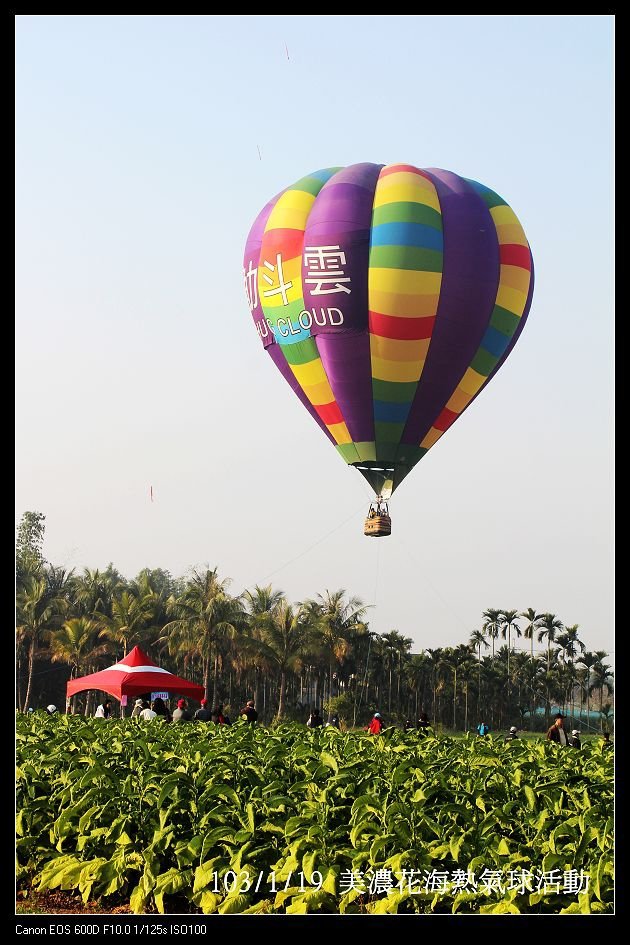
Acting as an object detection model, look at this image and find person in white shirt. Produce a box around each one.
[140,704,157,720]
[95,699,112,718]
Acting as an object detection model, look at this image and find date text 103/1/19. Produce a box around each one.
[210,870,324,893]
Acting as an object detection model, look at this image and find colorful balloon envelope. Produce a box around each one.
[243,163,533,499]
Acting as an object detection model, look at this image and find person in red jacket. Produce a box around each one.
[367,712,384,734]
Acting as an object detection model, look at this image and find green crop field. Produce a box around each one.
[16,715,613,914]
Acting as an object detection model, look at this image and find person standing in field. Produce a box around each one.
[367,712,384,734]
[477,720,490,736]
[306,708,324,728]
[139,700,157,720]
[211,703,229,724]
[569,729,582,748]
[95,699,112,719]
[546,712,569,745]
[151,697,171,721]
[194,698,212,722]
[172,698,193,722]
[418,710,430,730]
[131,698,145,717]
[240,699,258,722]
[504,726,519,741]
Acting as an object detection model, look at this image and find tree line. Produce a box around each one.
[16,512,614,731]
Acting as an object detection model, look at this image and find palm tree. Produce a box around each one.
[558,625,585,662]
[243,584,286,709]
[244,584,285,618]
[394,632,413,714]
[380,630,411,715]
[590,656,614,726]
[162,568,246,705]
[50,617,104,677]
[555,626,585,717]
[576,651,598,730]
[73,565,126,619]
[499,609,522,680]
[49,617,109,713]
[307,590,368,707]
[405,652,429,721]
[469,629,489,717]
[244,600,315,720]
[440,644,474,730]
[16,566,72,711]
[521,608,544,663]
[537,613,564,673]
[482,609,502,660]
[459,657,477,732]
[424,649,443,725]
[99,588,159,658]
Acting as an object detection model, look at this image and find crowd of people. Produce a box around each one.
[98,696,260,724]
[39,700,599,745]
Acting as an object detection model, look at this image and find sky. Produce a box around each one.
[15,15,614,666]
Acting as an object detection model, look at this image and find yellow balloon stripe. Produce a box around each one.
[371,356,428,384]
[426,194,532,445]
[368,289,439,319]
[260,179,353,449]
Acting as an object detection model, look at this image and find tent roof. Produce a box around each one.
[66,645,205,702]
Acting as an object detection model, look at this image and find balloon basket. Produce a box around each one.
[364,514,392,537]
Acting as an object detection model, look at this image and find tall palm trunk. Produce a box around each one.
[17,650,23,710]
[254,668,260,715]
[202,655,211,701]
[23,640,36,711]
[453,667,457,730]
[212,651,219,707]
[277,669,286,720]
[477,645,482,717]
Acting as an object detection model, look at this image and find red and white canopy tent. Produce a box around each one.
[66,645,205,703]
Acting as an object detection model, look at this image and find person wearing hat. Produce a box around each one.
[569,729,581,748]
[546,712,569,745]
[172,698,193,722]
[194,698,213,722]
[504,726,519,741]
[46,704,57,715]
[367,712,384,735]
[131,698,145,718]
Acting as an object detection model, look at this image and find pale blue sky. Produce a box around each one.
[15,15,614,663]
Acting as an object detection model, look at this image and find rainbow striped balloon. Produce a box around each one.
[243,163,533,498]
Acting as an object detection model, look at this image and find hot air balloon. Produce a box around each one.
[243,164,533,536]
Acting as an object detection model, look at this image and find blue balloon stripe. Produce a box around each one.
[374,399,412,423]
[371,222,444,251]
[481,325,512,358]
